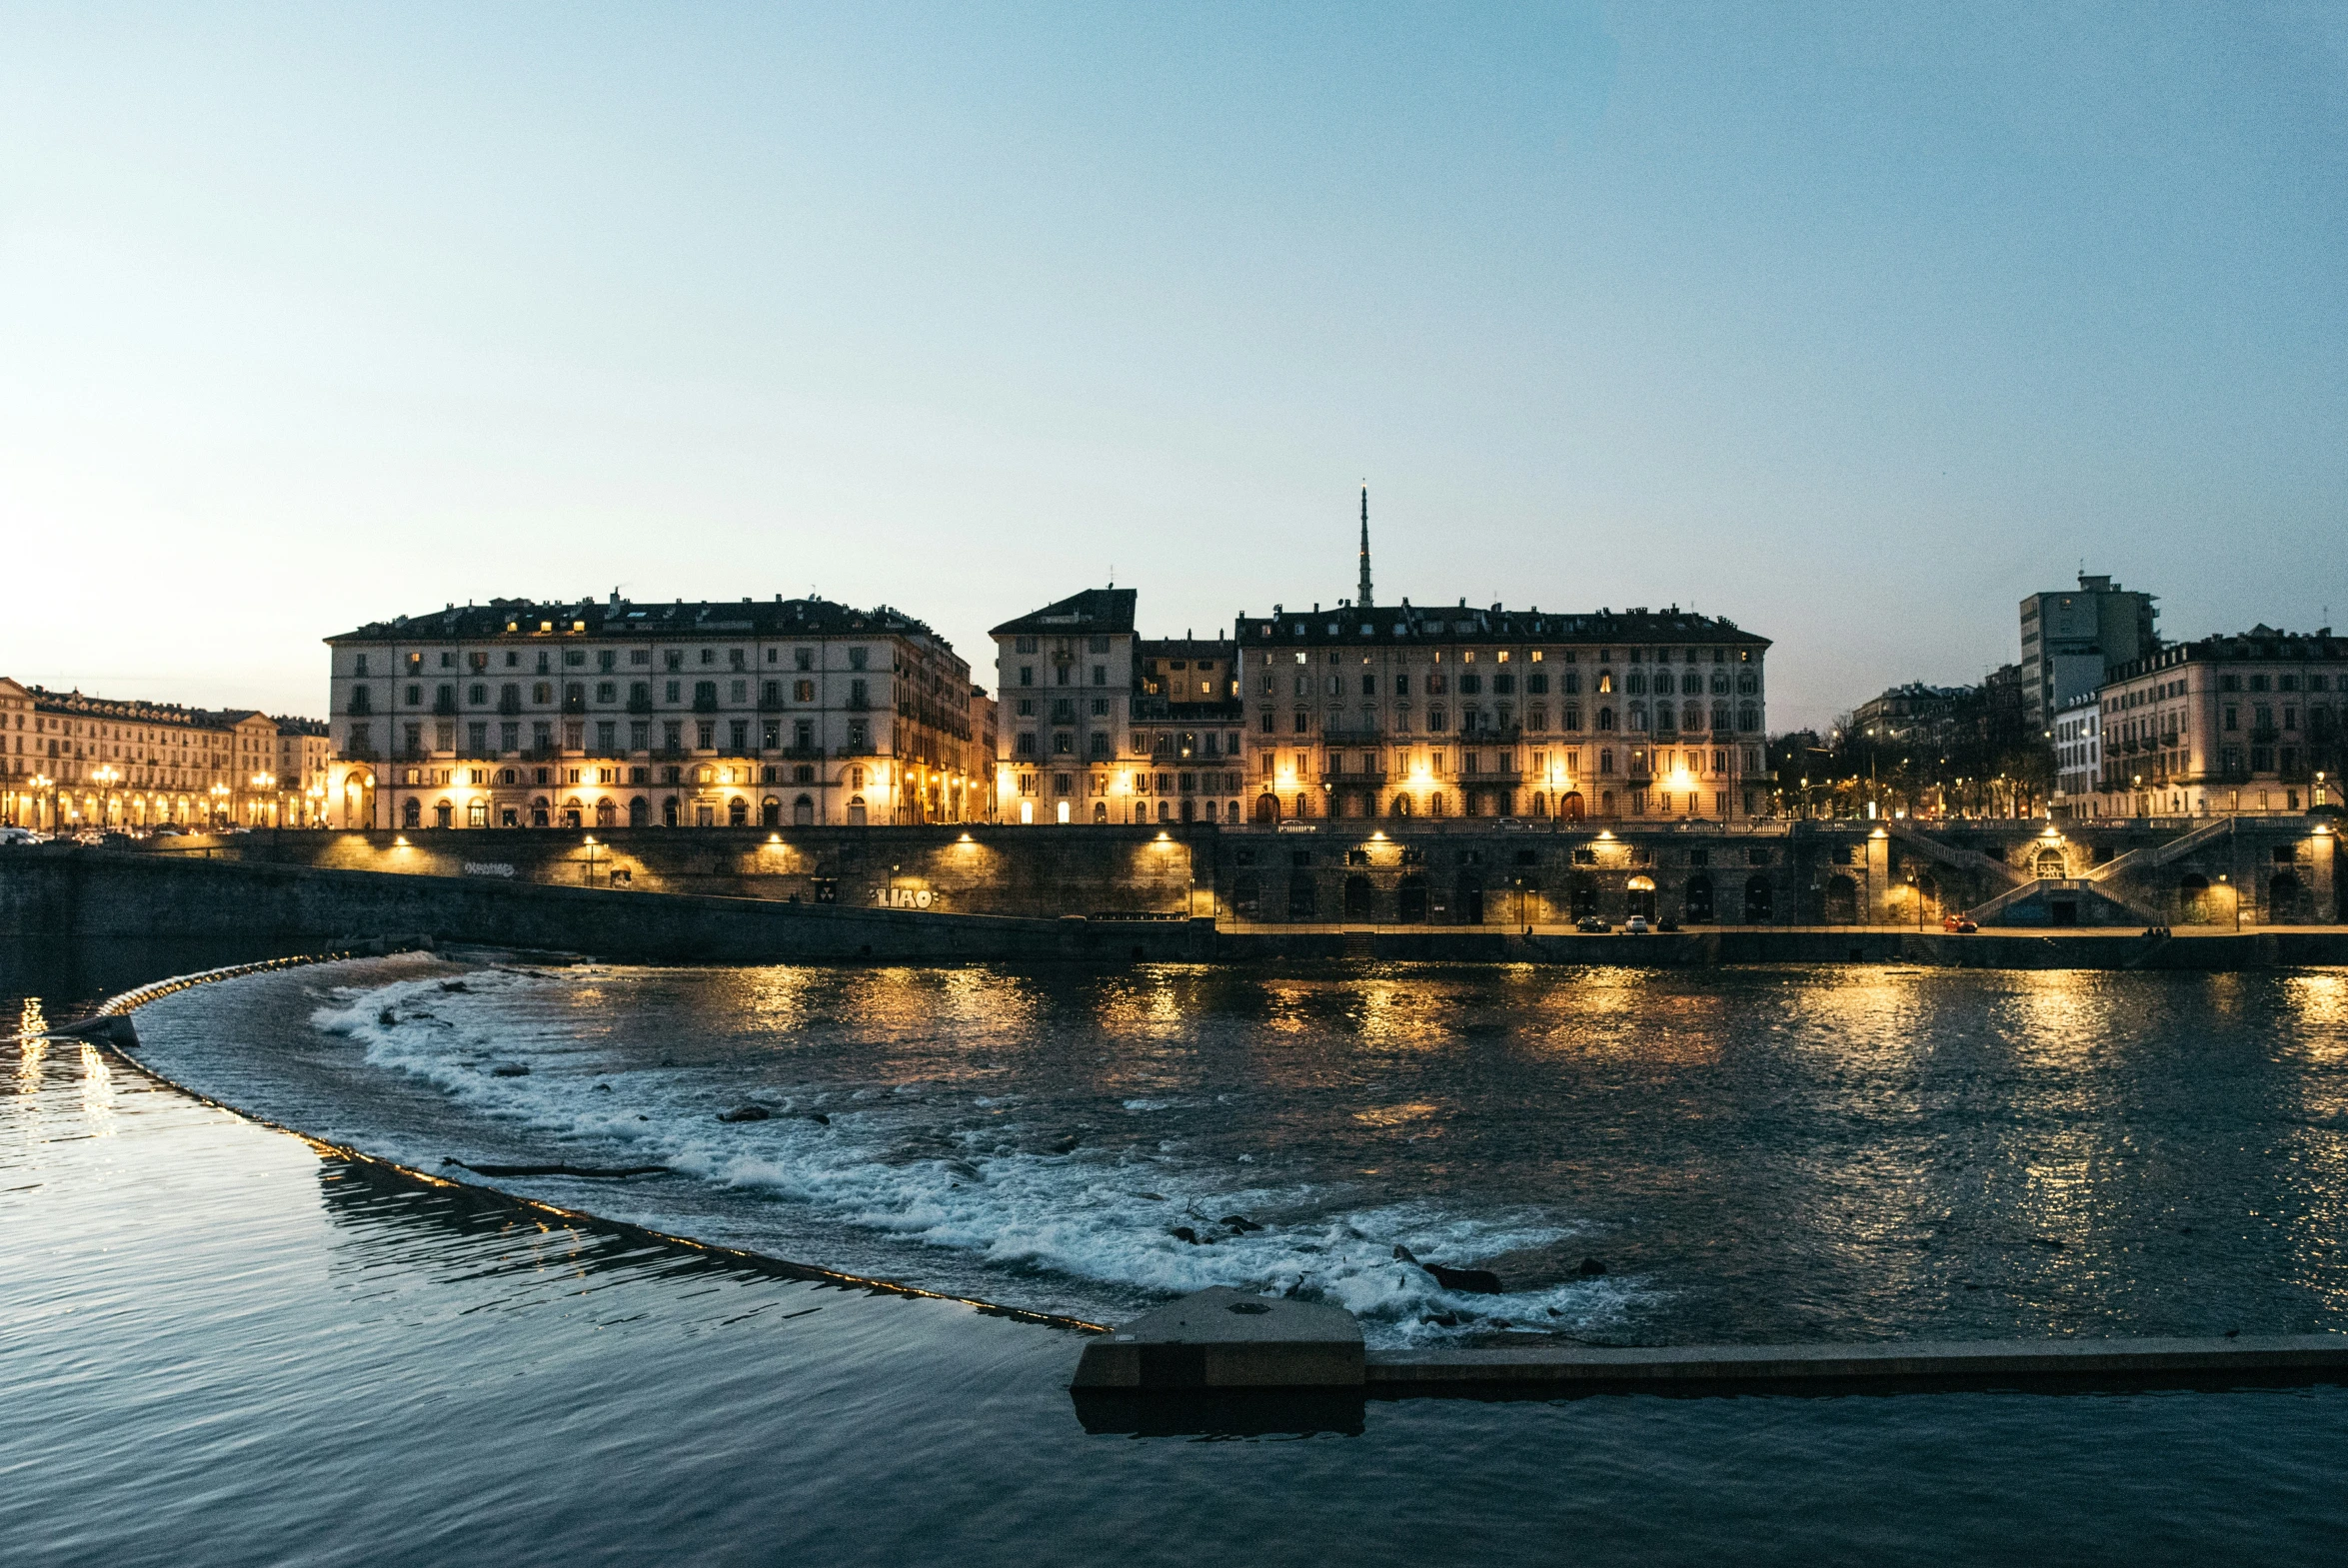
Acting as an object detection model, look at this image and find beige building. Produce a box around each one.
[1234,601,1770,823]
[987,590,1250,825]
[2085,625,2343,818]
[0,678,331,830]
[325,595,980,831]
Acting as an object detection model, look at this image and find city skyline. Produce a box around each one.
[4,5,2344,728]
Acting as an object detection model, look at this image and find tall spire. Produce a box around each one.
[1356,482,1374,608]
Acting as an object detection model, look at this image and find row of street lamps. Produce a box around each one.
[10,768,319,831]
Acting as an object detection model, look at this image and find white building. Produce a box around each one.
[2051,691,2101,811]
[325,595,981,830]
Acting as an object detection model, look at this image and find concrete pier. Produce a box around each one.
[1076,1290,2348,1396]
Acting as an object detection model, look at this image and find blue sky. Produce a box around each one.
[2,3,2342,726]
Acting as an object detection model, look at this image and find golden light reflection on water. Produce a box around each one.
[15,998,46,1094]
[79,1042,116,1136]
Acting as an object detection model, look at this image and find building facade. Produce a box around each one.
[2083,625,2343,818]
[325,595,980,831]
[2019,572,2159,733]
[1851,682,1968,750]
[987,590,1251,825]
[1234,601,1770,823]
[2051,691,2101,806]
[0,678,331,830]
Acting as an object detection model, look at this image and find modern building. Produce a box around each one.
[324,595,981,831]
[2019,572,2159,733]
[1232,600,1771,823]
[0,678,331,830]
[2086,625,2343,817]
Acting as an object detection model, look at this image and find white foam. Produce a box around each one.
[310,969,1646,1344]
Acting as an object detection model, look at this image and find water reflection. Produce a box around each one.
[127,956,2348,1348]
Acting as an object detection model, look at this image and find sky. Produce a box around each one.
[2,2,2343,729]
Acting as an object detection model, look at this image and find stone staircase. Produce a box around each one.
[1964,876,2163,926]
[2085,815,2234,884]
[1886,821,2027,886]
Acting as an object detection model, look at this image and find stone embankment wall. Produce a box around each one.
[4,816,2335,969]
[0,847,1212,963]
[51,815,2348,929]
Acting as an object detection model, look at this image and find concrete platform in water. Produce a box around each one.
[1074,1289,2348,1396]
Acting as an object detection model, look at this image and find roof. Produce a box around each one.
[20,685,300,732]
[1231,602,1769,650]
[990,588,1137,639]
[1136,636,1236,661]
[329,596,954,655]
[2105,626,2343,683]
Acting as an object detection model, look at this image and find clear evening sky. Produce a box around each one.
[2,4,2342,730]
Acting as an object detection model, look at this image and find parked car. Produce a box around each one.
[1941,913,1979,933]
[0,825,42,846]
[70,828,104,846]
[151,823,184,836]
[1624,915,1652,935]
[1656,918,1680,933]
[1573,915,1611,933]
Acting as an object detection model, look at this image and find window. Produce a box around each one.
[848,647,869,671]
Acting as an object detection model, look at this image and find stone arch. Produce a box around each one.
[1685,872,1714,922]
[1626,873,1657,919]
[628,795,650,827]
[760,795,780,827]
[728,796,749,826]
[794,794,815,825]
[1825,874,1858,923]
[1253,792,1280,823]
[596,797,617,828]
[2178,871,2211,922]
[1343,873,1374,921]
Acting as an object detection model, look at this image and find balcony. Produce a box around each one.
[627,695,654,715]
[1321,768,1389,784]
[778,745,826,762]
[497,698,523,717]
[692,695,720,714]
[562,697,586,715]
[431,697,459,717]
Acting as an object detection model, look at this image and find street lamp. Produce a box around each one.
[251,772,277,827]
[92,765,122,828]
[209,782,231,827]
[30,773,54,832]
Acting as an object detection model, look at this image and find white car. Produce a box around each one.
[0,825,43,846]
[1624,915,1652,934]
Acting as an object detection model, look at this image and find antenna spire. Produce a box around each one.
[1357,482,1374,609]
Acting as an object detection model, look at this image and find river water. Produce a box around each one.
[6,940,2348,1564]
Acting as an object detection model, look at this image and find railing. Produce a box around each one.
[692,695,720,714]
[562,698,586,715]
[431,698,458,717]
[497,698,522,716]
[1321,768,1390,784]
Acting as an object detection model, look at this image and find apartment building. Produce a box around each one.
[2088,625,2343,817]
[0,677,331,830]
[1234,601,1770,823]
[325,595,979,830]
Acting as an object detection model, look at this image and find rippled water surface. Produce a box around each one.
[125,953,2348,1345]
[9,942,2348,1565]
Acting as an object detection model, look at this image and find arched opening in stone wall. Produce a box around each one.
[1825,874,1858,923]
